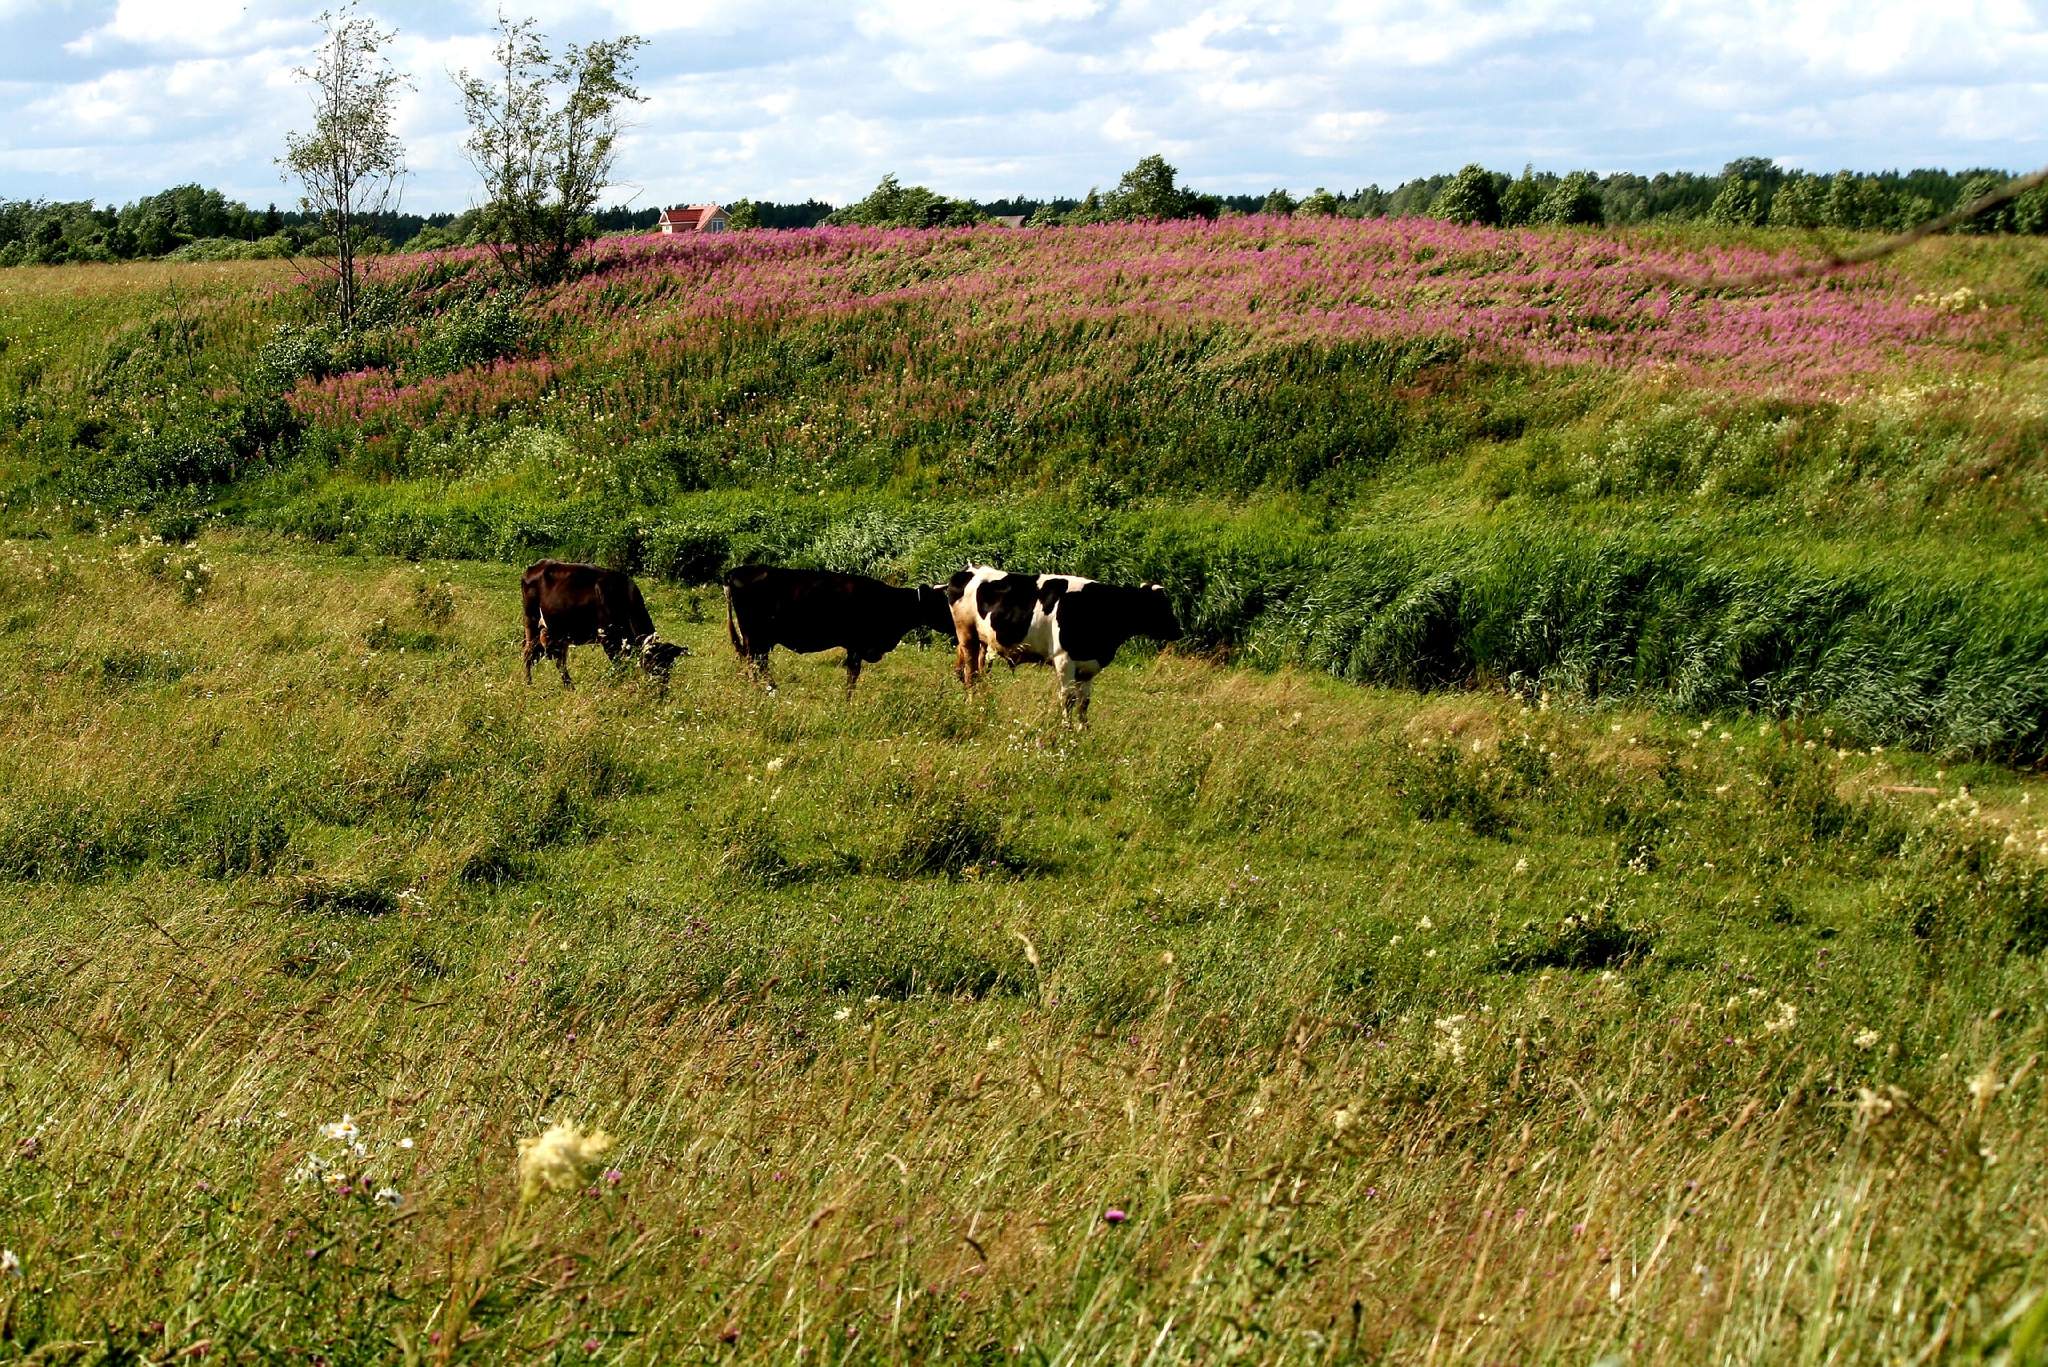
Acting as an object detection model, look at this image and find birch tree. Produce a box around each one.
[456,13,644,286]
[281,4,409,333]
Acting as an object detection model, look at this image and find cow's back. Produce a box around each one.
[727,566,917,656]
[523,559,644,646]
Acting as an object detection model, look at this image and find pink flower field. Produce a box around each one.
[292,216,2011,430]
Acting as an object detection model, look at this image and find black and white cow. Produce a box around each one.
[947,565,1181,723]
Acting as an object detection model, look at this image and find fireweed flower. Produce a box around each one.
[1103,1208,1127,1225]
[517,1121,615,1202]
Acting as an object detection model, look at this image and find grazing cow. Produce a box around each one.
[521,560,687,688]
[724,564,954,695]
[947,565,1181,723]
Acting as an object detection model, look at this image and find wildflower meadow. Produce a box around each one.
[1,219,2046,1361]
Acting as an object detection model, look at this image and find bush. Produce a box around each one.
[409,291,528,377]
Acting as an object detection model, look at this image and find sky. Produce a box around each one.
[1,0,2044,213]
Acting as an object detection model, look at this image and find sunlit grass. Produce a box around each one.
[1,534,2045,1361]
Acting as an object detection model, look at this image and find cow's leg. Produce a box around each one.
[1053,653,1081,725]
[751,652,776,694]
[1073,664,1098,726]
[955,631,985,689]
[843,652,863,698]
[523,634,538,685]
[554,642,574,688]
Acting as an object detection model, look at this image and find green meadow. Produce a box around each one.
[2,223,2047,1362]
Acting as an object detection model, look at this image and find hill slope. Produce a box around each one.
[2,221,2046,763]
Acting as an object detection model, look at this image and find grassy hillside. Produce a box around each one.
[4,222,2048,1359]
[1,533,2045,1362]
[2,221,2046,759]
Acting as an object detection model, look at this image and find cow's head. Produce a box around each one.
[1138,583,1182,643]
[635,635,690,680]
[916,584,957,635]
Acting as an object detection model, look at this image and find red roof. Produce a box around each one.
[659,204,724,230]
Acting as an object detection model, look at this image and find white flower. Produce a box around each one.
[0,1249,19,1278]
[765,755,786,773]
[833,1006,852,1021]
[1433,1015,1470,1066]
[1762,1001,1798,1035]
[373,1187,404,1209]
[1416,916,1433,931]
[1852,1028,1880,1049]
[1331,1107,1354,1133]
[398,1137,415,1150]
[320,1115,359,1144]
[1968,1067,2004,1105]
[516,1121,615,1202]
[291,1153,334,1185]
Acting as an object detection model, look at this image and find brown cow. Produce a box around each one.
[521,560,687,688]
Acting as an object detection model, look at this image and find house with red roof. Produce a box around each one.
[658,204,730,234]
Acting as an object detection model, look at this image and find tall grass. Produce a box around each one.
[2,536,2047,1360]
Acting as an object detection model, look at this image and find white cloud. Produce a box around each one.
[26,48,300,140]
[3,0,2043,208]
[67,0,305,56]
[1328,0,1592,68]
[853,0,1100,45]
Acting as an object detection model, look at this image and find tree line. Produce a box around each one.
[9,152,2043,272]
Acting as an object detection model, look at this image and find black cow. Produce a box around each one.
[947,565,1180,724]
[724,564,953,695]
[521,560,687,688]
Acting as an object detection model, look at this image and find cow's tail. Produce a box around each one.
[521,576,545,648]
[725,583,747,658]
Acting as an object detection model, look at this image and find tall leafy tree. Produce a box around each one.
[281,4,409,333]
[1536,171,1604,227]
[1430,165,1502,226]
[1706,178,1766,227]
[1102,154,1218,221]
[822,174,981,228]
[457,14,645,286]
[1296,187,1341,218]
